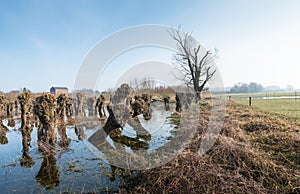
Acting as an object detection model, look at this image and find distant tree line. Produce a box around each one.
[230,82,264,93]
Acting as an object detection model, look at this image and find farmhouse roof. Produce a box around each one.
[50,86,68,90]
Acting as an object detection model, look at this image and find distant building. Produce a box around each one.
[50,87,68,97]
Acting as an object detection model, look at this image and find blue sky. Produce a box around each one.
[0,0,299,92]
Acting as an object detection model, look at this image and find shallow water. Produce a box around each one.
[0,103,176,193]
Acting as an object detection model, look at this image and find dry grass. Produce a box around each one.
[121,101,300,193]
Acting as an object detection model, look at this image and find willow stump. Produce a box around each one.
[33,94,57,145]
[56,94,68,121]
[96,95,106,118]
[76,92,86,116]
[17,91,32,129]
[0,95,8,129]
[87,97,96,116]
[0,96,8,144]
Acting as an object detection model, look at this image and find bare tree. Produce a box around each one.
[170,27,217,101]
[141,77,155,90]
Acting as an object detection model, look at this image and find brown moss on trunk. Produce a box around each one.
[17,91,32,130]
[14,100,19,115]
[0,95,9,144]
[95,95,106,118]
[56,93,71,146]
[6,101,14,116]
[0,95,8,129]
[131,94,153,120]
[56,94,68,121]
[65,97,73,117]
[33,94,57,146]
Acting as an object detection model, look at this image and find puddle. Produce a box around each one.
[0,102,177,193]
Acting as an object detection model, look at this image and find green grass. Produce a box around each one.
[235,98,300,119]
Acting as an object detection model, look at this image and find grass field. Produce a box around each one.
[236,98,300,119]
[227,92,300,119]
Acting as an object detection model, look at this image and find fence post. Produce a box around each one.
[229,96,231,101]
[249,97,252,106]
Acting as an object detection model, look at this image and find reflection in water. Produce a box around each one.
[88,85,180,171]
[88,97,178,171]
[103,105,151,148]
[109,164,132,182]
[0,119,9,145]
[164,97,170,111]
[89,100,153,170]
[35,125,62,190]
[20,150,35,168]
[109,128,149,150]
[0,118,9,144]
[142,105,153,120]
[127,117,151,141]
[35,154,59,190]
[74,125,86,140]
[0,86,178,192]
[20,126,34,167]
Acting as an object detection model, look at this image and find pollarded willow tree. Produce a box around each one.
[33,94,57,145]
[17,91,32,129]
[0,95,8,132]
[170,27,217,101]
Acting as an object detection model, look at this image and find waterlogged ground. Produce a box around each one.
[0,103,177,193]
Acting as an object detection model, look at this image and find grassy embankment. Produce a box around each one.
[121,101,300,193]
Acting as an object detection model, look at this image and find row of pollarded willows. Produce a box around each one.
[0,83,159,143]
[0,92,74,147]
[121,101,300,193]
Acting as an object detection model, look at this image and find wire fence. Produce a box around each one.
[228,91,300,119]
